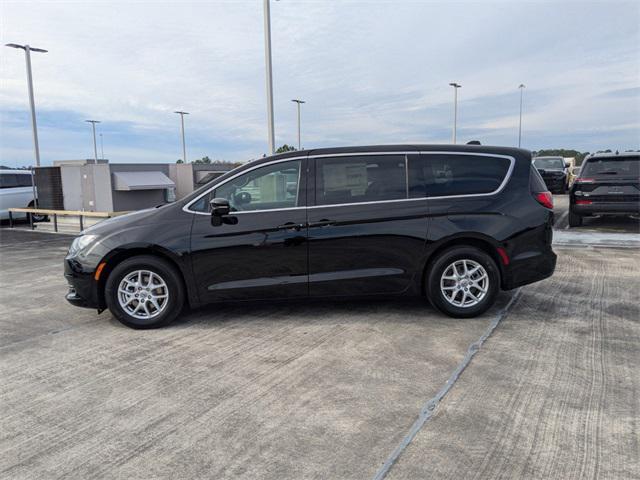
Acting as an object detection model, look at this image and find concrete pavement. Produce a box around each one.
[1,225,638,479]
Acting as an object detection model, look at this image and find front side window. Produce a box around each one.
[316,155,407,205]
[190,160,302,213]
[409,154,511,197]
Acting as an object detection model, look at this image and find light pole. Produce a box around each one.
[263,0,276,155]
[6,43,47,210]
[291,99,305,150]
[174,111,189,163]
[99,133,105,159]
[449,82,462,144]
[5,43,47,167]
[85,120,100,163]
[518,84,525,148]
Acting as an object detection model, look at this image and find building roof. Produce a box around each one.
[112,171,175,191]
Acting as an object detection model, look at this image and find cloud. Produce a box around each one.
[1,0,638,166]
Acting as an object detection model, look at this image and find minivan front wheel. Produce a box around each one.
[427,246,499,318]
[105,255,185,329]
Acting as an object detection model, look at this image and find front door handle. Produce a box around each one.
[277,222,305,231]
[308,219,336,228]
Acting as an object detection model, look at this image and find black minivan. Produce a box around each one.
[65,145,557,328]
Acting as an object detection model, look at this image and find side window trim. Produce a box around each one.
[183,151,516,214]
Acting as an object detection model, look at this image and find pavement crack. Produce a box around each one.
[372,289,522,480]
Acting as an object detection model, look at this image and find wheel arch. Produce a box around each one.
[96,244,195,309]
[421,234,506,294]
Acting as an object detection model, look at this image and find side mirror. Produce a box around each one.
[210,198,230,226]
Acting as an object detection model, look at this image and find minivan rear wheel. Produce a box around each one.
[105,255,185,329]
[426,246,499,318]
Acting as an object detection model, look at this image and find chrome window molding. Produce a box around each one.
[183,151,516,216]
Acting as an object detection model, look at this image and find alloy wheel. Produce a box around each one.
[117,270,169,320]
[440,259,489,308]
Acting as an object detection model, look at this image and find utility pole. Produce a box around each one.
[449,82,462,144]
[518,84,526,148]
[291,99,305,150]
[174,111,189,162]
[85,120,100,163]
[263,0,276,155]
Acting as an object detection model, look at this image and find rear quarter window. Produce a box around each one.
[409,154,511,197]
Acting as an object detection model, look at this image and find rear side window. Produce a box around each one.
[529,165,547,193]
[0,174,19,188]
[316,155,407,205]
[16,174,33,187]
[408,154,511,197]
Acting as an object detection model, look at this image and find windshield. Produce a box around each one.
[581,156,640,177]
[533,157,565,170]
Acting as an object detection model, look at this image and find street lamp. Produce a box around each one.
[263,0,276,155]
[5,43,47,168]
[174,111,189,163]
[291,99,305,150]
[85,120,101,163]
[449,82,462,144]
[518,84,526,148]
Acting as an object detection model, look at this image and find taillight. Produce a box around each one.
[576,178,595,183]
[535,191,553,209]
[575,199,592,205]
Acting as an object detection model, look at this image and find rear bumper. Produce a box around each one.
[572,202,640,216]
[503,249,557,290]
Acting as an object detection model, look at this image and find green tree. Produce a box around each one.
[275,144,297,154]
[193,156,212,164]
[176,159,184,164]
[532,149,592,165]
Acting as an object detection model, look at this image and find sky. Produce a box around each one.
[1,0,639,167]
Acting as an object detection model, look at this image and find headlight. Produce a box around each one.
[68,234,98,256]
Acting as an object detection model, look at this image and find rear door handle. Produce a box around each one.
[277,222,305,231]
[308,219,336,228]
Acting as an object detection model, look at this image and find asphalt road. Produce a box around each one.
[1,225,638,479]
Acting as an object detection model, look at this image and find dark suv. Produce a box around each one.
[533,156,569,193]
[568,152,640,227]
[64,145,557,328]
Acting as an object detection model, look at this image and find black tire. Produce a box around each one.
[426,246,500,318]
[568,209,582,227]
[104,255,185,329]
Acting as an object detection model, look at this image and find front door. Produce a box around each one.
[189,158,309,303]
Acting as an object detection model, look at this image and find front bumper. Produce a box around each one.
[541,176,566,191]
[64,257,102,309]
